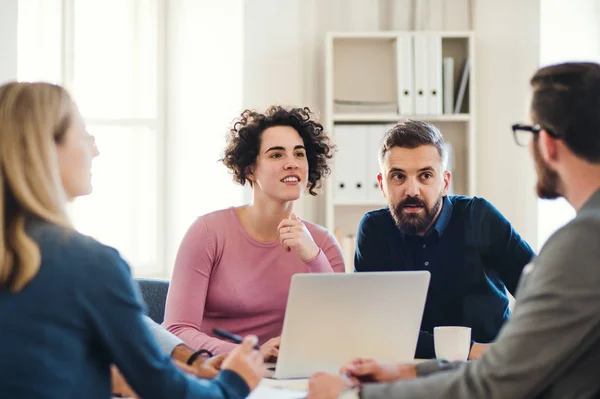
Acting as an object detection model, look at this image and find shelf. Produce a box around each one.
[333,113,471,123]
[325,31,476,233]
[333,200,388,207]
[328,31,474,40]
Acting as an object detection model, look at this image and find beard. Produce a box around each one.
[532,138,562,199]
[389,193,443,236]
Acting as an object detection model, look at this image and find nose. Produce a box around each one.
[284,157,299,170]
[91,136,100,157]
[405,177,420,197]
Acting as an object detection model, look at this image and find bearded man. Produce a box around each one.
[354,119,534,359]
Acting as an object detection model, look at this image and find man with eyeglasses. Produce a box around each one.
[307,62,600,399]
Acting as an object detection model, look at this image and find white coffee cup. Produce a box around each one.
[434,326,471,361]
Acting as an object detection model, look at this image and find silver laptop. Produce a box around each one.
[268,271,430,379]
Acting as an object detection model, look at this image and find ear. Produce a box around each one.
[245,165,255,182]
[538,129,559,164]
[441,170,451,196]
[377,173,387,198]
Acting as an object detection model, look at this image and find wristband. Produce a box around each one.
[186,349,213,365]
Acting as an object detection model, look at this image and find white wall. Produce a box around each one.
[165,0,245,269]
[473,0,541,249]
[242,0,390,222]
[243,0,321,220]
[0,0,18,84]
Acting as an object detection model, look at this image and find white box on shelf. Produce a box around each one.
[333,125,368,203]
[396,35,414,116]
[427,35,443,115]
[365,125,382,202]
[366,124,393,202]
[413,34,429,115]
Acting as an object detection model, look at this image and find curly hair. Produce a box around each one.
[221,106,334,196]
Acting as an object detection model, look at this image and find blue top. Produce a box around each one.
[0,219,250,399]
[355,195,535,358]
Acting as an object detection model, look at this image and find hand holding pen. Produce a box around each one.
[213,328,280,361]
[220,334,265,390]
[213,328,261,350]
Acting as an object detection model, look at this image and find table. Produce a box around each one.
[248,378,309,398]
[113,360,427,398]
[111,378,309,399]
[249,359,428,398]
[251,377,363,399]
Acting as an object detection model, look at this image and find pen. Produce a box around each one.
[213,328,261,350]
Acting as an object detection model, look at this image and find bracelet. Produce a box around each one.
[186,349,213,365]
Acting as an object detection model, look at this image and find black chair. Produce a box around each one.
[136,278,170,324]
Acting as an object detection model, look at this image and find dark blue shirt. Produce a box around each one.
[0,219,249,399]
[355,195,535,358]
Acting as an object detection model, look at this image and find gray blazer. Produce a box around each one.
[361,190,600,399]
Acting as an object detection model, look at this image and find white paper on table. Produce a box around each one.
[247,385,307,399]
[260,378,309,391]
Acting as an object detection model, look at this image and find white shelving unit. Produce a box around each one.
[324,31,476,267]
[333,113,472,123]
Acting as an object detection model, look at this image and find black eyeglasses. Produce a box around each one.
[511,123,560,147]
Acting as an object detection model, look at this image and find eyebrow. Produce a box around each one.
[388,166,436,174]
[264,145,306,153]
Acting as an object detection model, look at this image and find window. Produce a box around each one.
[537,0,600,249]
[68,0,163,275]
[17,0,62,83]
[17,0,245,277]
[18,0,165,275]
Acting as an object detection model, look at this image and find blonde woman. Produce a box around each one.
[0,82,263,399]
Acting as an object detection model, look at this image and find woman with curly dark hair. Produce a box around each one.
[164,106,345,360]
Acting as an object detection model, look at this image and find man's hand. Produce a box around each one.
[469,343,489,360]
[111,365,139,399]
[189,353,228,378]
[221,335,265,391]
[171,343,228,378]
[111,358,219,398]
[111,346,230,397]
[307,372,356,399]
[341,358,417,383]
[197,353,227,378]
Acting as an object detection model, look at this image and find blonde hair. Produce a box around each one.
[0,82,74,292]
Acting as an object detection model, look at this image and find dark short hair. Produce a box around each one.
[379,120,446,167]
[221,106,334,196]
[531,62,600,163]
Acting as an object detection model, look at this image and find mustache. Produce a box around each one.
[399,196,426,207]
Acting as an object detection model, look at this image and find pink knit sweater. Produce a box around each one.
[163,207,345,354]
